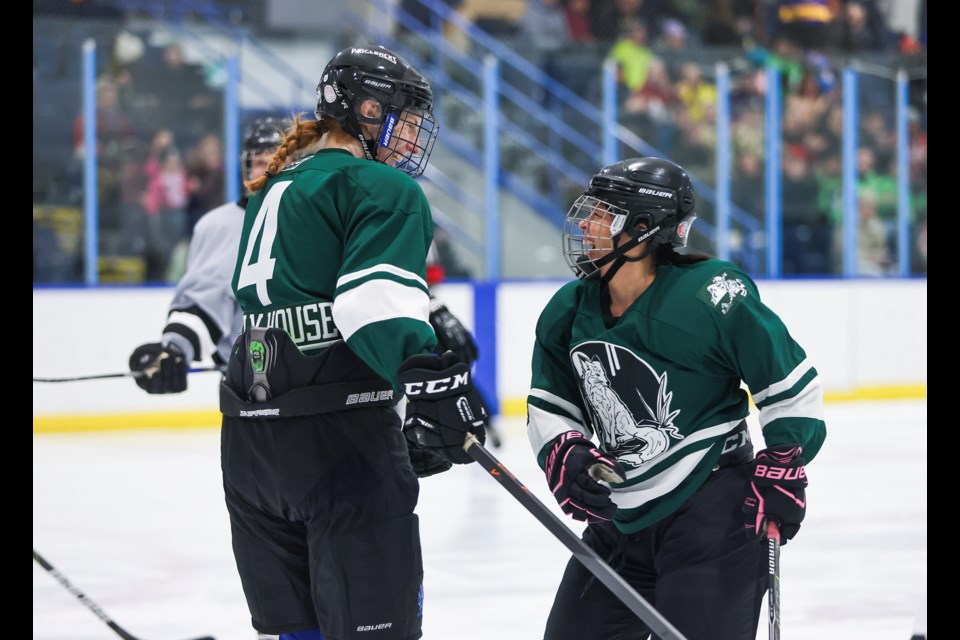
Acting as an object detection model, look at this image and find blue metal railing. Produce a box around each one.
[378,0,769,265]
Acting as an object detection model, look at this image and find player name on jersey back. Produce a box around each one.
[242,300,341,352]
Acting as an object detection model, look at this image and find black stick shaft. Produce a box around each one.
[34,549,141,640]
[33,549,216,640]
[463,434,688,640]
[767,521,781,640]
[33,367,224,383]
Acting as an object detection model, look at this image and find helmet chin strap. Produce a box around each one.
[598,224,662,285]
[343,101,381,163]
[598,224,661,327]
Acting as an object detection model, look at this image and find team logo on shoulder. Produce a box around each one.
[571,342,683,470]
[281,156,312,172]
[698,272,748,315]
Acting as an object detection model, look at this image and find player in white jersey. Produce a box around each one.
[128,117,288,391]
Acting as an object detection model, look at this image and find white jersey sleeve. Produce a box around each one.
[161,201,245,365]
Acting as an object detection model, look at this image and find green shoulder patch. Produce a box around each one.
[696,270,749,316]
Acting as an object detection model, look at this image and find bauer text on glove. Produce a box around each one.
[743,444,808,544]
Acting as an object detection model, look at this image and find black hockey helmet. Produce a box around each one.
[241,116,287,182]
[315,45,438,178]
[563,157,697,280]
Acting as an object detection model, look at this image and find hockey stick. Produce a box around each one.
[34,549,215,640]
[462,433,688,640]
[33,366,225,383]
[766,521,781,640]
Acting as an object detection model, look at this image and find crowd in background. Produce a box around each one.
[33,0,927,282]
[62,38,226,282]
[489,0,927,276]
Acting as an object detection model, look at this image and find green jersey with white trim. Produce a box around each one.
[232,148,437,391]
[527,258,826,533]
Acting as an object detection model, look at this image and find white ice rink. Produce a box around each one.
[34,400,926,640]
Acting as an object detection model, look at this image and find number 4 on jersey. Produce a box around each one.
[237,182,291,306]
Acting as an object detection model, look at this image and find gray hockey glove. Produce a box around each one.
[129,342,188,394]
[398,351,487,465]
[428,295,479,366]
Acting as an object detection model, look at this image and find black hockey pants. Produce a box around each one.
[543,460,768,640]
[220,328,424,640]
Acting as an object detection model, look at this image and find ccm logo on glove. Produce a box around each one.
[403,372,469,396]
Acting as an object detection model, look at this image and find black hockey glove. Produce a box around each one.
[398,351,488,465]
[743,444,808,545]
[129,342,188,394]
[406,439,453,478]
[544,431,626,523]
[428,296,479,366]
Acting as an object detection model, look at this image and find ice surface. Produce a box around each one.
[34,400,926,640]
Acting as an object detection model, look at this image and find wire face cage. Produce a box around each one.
[562,195,629,280]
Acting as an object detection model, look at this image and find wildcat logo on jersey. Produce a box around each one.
[280,155,313,172]
[698,272,748,315]
[571,342,684,470]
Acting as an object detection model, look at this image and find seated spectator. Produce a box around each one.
[142,129,189,282]
[515,0,574,106]
[590,0,666,43]
[564,0,596,43]
[701,0,756,47]
[185,133,226,235]
[860,109,896,169]
[846,187,893,276]
[815,151,844,228]
[657,18,689,50]
[781,144,832,274]
[839,1,890,52]
[731,149,765,220]
[655,17,692,79]
[516,0,571,61]
[672,99,717,177]
[675,61,717,124]
[122,42,223,144]
[609,18,655,96]
[732,108,765,159]
[69,74,135,239]
[856,146,898,226]
[782,66,833,144]
[729,68,766,119]
[622,57,678,152]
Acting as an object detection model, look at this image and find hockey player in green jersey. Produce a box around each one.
[219,46,487,640]
[527,157,826,640]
